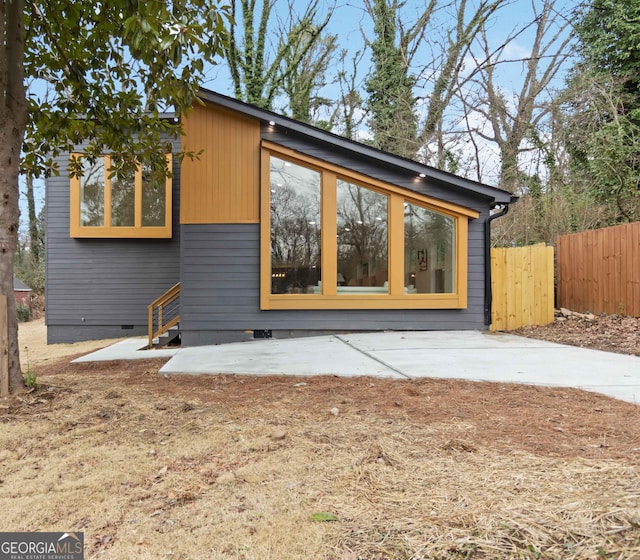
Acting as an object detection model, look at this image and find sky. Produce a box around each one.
[199,0,577,185]
[20,0,579,237]
[203,0,577,98]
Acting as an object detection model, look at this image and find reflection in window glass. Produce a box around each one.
[80,158,105,226]
[141,164,167,227]
[337,180,388,293]
[270,156,321,294]
[404,202,455,293]
[111,166,135,227]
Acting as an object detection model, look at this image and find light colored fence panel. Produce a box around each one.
[557,222,640,317]
[491,244,555,331]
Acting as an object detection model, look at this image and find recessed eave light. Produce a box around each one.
[268,120,276,126]
[418,173,426,178]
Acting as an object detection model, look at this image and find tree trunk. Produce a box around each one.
[0,139,24,393]
[26,174,40,266]
[1,0,27,392]
[500,142,521,194]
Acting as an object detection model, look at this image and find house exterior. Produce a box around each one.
[45,89,515,345]
[13,277,32,307]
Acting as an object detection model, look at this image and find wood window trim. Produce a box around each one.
[261,143,474,311]
[262,140,479,219]
[70,153,173,238]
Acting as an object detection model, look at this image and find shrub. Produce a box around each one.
[16,303,31,322]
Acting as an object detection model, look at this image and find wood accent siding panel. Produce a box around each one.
[45,144,181,343]
[181,104,260,224]
[180,224,487,346]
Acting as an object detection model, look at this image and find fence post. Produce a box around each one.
[0,295,8,397]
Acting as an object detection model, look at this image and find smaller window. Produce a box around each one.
[111,166,136,227]
[79,158,105,227]
[404,201,455,294]
[70,154,172,238]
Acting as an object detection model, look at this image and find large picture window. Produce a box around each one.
[70,154,172,238]
[337,180,388,294]
[261,142,477,310]
[269,156,321,294]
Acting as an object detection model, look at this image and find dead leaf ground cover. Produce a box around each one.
[1,320,639,559]
[516,314,640,357]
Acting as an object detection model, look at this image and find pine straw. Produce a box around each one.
[318,431,640,559]
[0,364,639,559]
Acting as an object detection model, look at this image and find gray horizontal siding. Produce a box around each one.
[45,142,181,343]
[48,325,147,344]
[180,223,488,346]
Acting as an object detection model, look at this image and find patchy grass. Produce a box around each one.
[0,354,639,559]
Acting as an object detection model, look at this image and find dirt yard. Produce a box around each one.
[1,319,639,559]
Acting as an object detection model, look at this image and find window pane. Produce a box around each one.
[80,158,105,226]
[141,164,167,227]
[111,166,136,227]
[270,156,321,294]
[337,180,388,293]
[404,202,455,293]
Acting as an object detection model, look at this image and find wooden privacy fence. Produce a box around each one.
[557,222,640,317]
[490,243,555,331]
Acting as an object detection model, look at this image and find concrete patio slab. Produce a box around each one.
[159,335,405,378]
[337,330,569,350]
[357,341,640,403]
[72,331,640,405]
[72,338,180,362]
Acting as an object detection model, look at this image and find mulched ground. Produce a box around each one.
[3,321,639,559]
[28,354,640,461]
[515,313,640,357]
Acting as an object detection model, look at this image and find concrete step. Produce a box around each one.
[154,325,181,348]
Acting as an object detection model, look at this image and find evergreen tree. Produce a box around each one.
[224,0,334,114]
[364,0,419,159]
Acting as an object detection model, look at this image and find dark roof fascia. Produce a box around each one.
[159,112,179,122]
[196,88,514,205]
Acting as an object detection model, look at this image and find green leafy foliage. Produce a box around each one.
[561,0,640,222]
[1,0,231,391]
[224,0,333,115]
[282,33,338,124]
[22,0,232,181]
[15,304,31,323]
[364,0,419,159]
[576,0,640,91]
[309,511,337,522]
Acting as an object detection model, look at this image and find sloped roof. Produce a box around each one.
[196,88,516,206]
[13,276,32,291]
